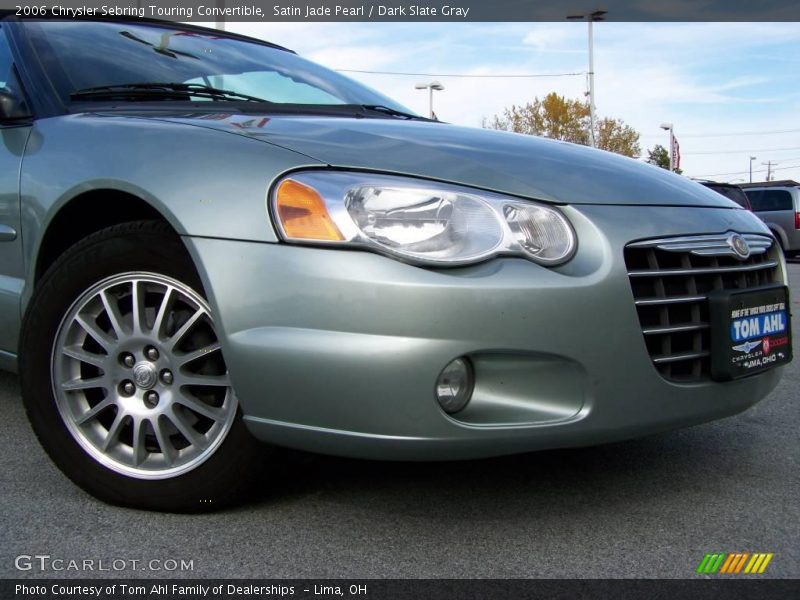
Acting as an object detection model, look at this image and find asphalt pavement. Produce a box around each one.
[2,262,799,580]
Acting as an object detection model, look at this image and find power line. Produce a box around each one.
[642,127,800,139]
[683,146,800,156]
[694,164,799,179]
[743,155,800,164]
[680,128,800,138]
[770,155,800,163]
[698,165,798,179]
[335,68,585,78]
[694,162,800,178]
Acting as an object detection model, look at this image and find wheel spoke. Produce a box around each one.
[62,345,106,369]
[178,372,230,388]
[99,289,126,340]
[166,408,204,448]
[75,314,114,353]
[75,397,114,425]
[177,342,221,367]
[101,412,126,452]
[131,280,147,335]
[153,416,175,467]
[168,308,205,351]
[61,376,107,392]
[175,394,225,422]
[131,417,148,467]
[151,286,174,339]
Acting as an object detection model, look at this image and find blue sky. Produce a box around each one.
[221,21,800,183]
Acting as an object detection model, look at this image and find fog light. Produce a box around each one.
[436,358,474,414]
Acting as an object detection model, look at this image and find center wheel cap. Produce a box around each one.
[133,362,158,390]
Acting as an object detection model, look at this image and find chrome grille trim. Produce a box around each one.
[624,232,782,382]
[627,232,773,259]
[635,295,707,306]
[642,323,709,335]
[652,350,710,364]
[629,260,779,278]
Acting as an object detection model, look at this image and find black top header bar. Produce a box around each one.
[4,0,800,22]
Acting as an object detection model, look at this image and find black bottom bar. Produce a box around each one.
[4,579,799,600]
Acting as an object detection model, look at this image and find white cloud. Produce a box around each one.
[522,26,581,54]
[305,46,401,71]
[218,21,800,183]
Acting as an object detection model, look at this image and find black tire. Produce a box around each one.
[20,220,262,512]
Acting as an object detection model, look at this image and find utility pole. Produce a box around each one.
[749,156,756,183]
[567,9,607,148]
[762,161,777,182]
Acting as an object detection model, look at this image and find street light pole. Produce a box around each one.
[749,156,756,183]
[415,81,444,120]
[660,123,674,172]
[216,0,226,31]
[567,9,607,148]
[587,18,596,147]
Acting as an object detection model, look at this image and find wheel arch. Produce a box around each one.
[767,226,787,251]
[33,188,184,285]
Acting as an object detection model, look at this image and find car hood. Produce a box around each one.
[143,112,733,207]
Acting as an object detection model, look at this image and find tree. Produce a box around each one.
[484,93,590,145]
[484,92,641,158]
[646,144,682,174]
[646,144,670,169]
[596,118,640,158]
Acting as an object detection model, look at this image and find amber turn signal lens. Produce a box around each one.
[275,179,344,241]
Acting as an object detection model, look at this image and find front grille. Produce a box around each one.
[624,233,782,382]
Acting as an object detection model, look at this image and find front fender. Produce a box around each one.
[20,113,322,289]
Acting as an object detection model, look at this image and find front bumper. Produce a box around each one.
[184,204,786,460]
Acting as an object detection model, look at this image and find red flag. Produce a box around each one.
[672,137,681,170]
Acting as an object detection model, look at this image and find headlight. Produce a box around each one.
[271,171,576,266]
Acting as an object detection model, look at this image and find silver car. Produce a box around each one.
[741,181,800,256]
[0,19,793,511]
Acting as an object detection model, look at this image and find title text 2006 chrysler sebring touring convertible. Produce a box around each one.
[0,18,792,511]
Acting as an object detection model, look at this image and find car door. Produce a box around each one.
[0,24,31,364]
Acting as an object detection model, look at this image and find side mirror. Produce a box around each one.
[0,87,31,121]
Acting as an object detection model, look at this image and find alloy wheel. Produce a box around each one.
[51,273,237,479]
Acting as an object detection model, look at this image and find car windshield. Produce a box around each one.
[22,20,413,112]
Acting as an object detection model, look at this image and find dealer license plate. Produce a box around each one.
[709,285,792,381]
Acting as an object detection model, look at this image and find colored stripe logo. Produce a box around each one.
[697,553,773,574]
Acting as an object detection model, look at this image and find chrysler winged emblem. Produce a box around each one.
[728,233,750,260]
[732,340,761,353]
